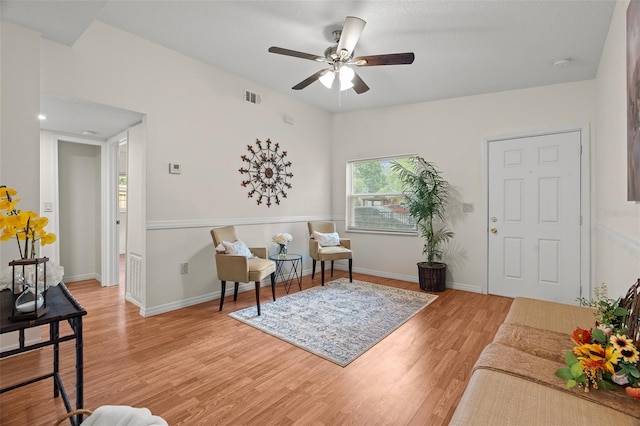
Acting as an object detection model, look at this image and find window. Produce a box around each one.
[118,175,127,212]
[346,155,417,233]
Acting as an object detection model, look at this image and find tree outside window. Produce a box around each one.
[347,155,417,233]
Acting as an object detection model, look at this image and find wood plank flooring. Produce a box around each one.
[0,272,512,425]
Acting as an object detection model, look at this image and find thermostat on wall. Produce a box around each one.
[169,163,181,174]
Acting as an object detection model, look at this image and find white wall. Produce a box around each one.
[331,80,597,292]
[39,21,333,313]
[594,0,640,297]
[0,22,41,266]
[58,141,101,282]
[0,21,42,348]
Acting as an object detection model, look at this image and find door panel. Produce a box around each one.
[488,131,581,304]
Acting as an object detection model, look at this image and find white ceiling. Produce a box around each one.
[39,92,145,140]
[1,0,616,136]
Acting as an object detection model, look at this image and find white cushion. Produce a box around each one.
[215,243,226,253]
[222,240,253,258]
[313,231,340,247]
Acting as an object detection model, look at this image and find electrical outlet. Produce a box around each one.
[180,263,188,274]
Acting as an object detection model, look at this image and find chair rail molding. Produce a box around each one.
[595,221,640,258]
[146,215,330,230]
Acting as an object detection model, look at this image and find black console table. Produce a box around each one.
[0,282,87,425]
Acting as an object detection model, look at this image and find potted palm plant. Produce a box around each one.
[391,156,454,292]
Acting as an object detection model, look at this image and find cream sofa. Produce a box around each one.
[450,297,640,425]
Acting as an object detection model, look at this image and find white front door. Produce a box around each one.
[487,131,582,304]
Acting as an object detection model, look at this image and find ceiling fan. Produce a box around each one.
[268,16,415,94]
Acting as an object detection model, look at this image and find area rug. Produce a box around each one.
[229,278,438,367]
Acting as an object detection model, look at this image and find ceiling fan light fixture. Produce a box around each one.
[340,80,354,91]
[319,70,335,89]
[338,66,355,91]
[268,15,413,95]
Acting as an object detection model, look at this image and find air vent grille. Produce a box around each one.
[244,90,262,105]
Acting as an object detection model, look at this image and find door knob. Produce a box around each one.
[490,227,498,234]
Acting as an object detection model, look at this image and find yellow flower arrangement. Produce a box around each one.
[556,289,640,395]
[0,186,56,259]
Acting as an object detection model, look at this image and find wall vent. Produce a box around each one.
[128,253,143,303]
[244,90,262,105]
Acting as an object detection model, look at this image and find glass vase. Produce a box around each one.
[278,244,287,259]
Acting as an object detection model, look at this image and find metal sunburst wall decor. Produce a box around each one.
[239,138,293,207]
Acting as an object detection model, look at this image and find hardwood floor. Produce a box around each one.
[0,272,512,425]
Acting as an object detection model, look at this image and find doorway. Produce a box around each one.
[39,93,145,291]
[58,141,102,283]
[486,128,590,304]
[117,139,128,287]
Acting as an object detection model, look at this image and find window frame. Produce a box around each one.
[346,154,418,235]
[118,174,127,212]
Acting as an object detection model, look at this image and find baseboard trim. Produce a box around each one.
[64,272,100,283]
[0,335,42,354]
[141,266,483,316]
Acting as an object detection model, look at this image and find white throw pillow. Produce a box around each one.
[313,231,340,247]
[215,243,226,253]
[222,240,253,258]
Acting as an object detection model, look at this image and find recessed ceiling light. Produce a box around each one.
[552,57,573,68]
[38,114,47,120]
[82,130,97,136]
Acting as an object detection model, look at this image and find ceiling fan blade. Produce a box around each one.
[337,16,366,59]
[352,71,369,94]
[354,52,415,66]
[268,46,326,62]
[292,69,330,90]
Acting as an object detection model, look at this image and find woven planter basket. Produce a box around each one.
[417,262,446,292]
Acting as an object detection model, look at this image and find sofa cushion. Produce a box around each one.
[504,297,596,334]
[450,369,639,426]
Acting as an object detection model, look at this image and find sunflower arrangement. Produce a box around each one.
[0,185,56,259]
[556,289,640,398]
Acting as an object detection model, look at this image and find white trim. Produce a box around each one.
[125,293,143,308]
[595,221,640,258]
[482,124,591,299]
[47,134,106,264]
[341,264,483,293]
[0,335,42,354]
[52,135,112,286]
[139,280,269,317]
[64,272,101,283]
[102,135,121,287]
[146,215,330,230]
[346,152,418,164]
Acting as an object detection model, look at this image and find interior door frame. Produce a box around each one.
[482,125,591,301]
[48,134,120,287]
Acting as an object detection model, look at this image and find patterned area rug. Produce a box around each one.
[229,278,438,367]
